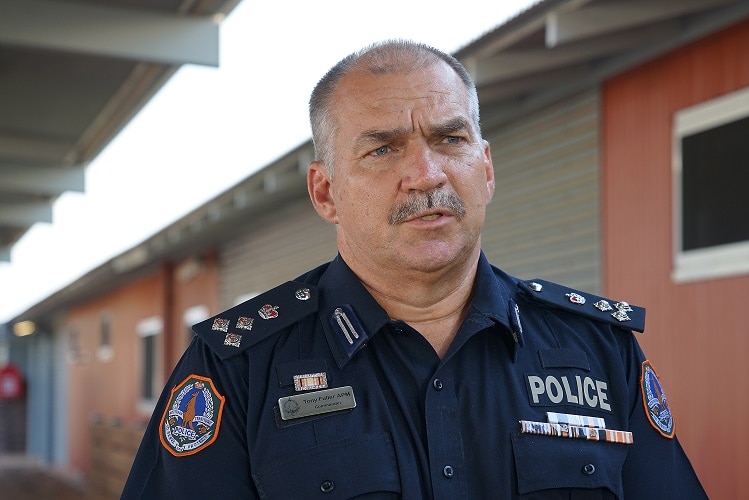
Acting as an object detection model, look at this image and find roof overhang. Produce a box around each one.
[455,0,749,130]
[0,0,242,262]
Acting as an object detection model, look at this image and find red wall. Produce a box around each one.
[602,18,749,499]
[64,254,219,475]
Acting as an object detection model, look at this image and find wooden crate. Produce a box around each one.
[87,423,145,500]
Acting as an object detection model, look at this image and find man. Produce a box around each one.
[123,40,706,499]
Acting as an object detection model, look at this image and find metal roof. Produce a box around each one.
[454,0,749,129]
[0,0,242,262]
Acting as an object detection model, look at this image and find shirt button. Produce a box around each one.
[443,465,454,478]
[582,463,596,475]
[320,480,335,493]
[433,378,443,391]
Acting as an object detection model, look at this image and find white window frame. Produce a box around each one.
[672,86,749,283]
[183,305,210,346]
[136,316,163,414]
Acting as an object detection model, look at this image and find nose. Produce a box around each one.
[399,142,448,192]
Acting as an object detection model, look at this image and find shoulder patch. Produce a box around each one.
[518,279,645,332]
[160,374,225,456]
[640,360,675,438]
[193,281,318,359]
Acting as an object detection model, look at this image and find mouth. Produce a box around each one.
[406,211,450,223]
[419,213,442,221]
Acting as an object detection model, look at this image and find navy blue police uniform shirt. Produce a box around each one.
[122,253,706,499]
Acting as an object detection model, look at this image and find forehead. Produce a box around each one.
[331,62,470,130]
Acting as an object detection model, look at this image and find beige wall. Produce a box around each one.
[483,89,601,292]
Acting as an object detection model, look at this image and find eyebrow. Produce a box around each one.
[354,117,472,148]
[429,117,471,137]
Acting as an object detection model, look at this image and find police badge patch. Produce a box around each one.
[160,374,225,456]
[640,360,675,438]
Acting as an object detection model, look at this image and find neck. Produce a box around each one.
[341,248,481,357]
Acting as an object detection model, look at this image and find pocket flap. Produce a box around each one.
[253,432,400,499]
[512,432,625,498]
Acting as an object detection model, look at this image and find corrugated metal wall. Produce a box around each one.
[219,198,338,308]
[482,89,601,293]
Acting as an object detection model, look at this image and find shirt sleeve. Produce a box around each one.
[619,334,708,499]
[121,336,258,499]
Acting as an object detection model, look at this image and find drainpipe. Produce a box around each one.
[162,261,175,380]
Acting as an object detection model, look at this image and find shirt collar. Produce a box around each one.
[318,252,523,368]
[318,255,391,368]
[470,253,522,338]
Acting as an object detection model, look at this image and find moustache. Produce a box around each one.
[388,189,467,225]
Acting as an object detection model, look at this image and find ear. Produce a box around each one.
[307,160,338,224]
[482,140,496,201]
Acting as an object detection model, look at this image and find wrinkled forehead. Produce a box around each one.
[332,62,472,128]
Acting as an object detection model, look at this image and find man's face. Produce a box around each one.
[308,61,495,276]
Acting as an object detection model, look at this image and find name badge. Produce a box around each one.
[278,386,356,421]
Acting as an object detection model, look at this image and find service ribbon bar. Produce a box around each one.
[546,411,606,429]
[520,420,633,445]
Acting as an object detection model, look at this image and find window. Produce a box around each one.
[67,329,83,364]
[673,86,749,282]
[137,316,163,413]
[97,314,114,362]
[183,305,210,349]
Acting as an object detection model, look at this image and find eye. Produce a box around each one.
[370,145,390,156]
[444,136,463,144]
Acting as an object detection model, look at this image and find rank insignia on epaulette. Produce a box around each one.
[223,333,242,347]
[192,281,319,360]
[159,374,225,457]
[518,279,646,332]
[236,316,253,330]
[593,300,613,312]
[258,304,279,320]
[566,293,586,305]
[211,318,230,332]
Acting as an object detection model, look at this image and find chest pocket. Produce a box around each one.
[511,433,626,499]
[252,432,400,499]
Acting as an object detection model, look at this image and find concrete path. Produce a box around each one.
[0,455,87,500]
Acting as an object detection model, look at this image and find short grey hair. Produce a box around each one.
[308,39,481,176]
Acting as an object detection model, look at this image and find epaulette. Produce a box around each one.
[193,281,319,360]
[517,279,645,333]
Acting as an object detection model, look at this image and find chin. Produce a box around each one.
[398,244,472,272]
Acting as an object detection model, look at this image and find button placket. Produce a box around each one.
[425,368,466,498]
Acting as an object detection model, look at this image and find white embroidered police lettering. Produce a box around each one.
[596,380,610,411]
[527,375,611,411]
[561,377,579,404]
